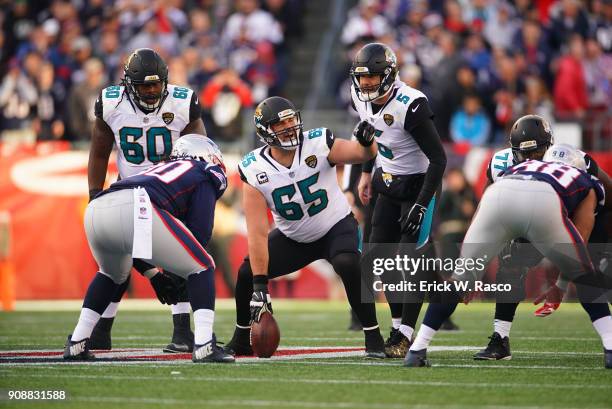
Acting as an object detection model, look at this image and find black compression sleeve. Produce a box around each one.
[411,119,447,206]
[94,92,103,119]
[189,92,202,123]
[362,158,375,173]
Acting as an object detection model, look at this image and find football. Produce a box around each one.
[250,311,280,358]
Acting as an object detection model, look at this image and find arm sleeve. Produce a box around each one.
[94,92,103,119]
[189,92,202,123]
[185,181,218,247]
[404,97,434,132]
[361,158,375,173]
[486,159,494,184]
[325,128,335,150]
[411,118,447,206]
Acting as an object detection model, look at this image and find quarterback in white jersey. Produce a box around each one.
[225,96,387,358]
[349,42,448,357]
[86,48,207,354]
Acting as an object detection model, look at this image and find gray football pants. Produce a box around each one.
[454,178,594,284]
[84,189,215,284]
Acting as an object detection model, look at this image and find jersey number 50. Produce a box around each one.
[272,172,328,220]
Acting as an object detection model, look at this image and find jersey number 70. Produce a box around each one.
[271,172,328,220]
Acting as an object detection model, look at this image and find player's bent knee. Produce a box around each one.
[331,252,360,278]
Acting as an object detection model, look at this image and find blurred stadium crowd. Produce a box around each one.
[0,0,304,142]
[0,0,609,146]
[336,0,611,147]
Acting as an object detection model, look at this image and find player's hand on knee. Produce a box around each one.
[149,272,181,305]
[533,284,564,317]
[250,275,273,323]
[399,203,427,235]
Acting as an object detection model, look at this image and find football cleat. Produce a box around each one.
[89,317,113,350]
[605,349,612,369]
[473,332,512,360]
[403,349,431,367]
[63,335,95,360]
[224,326,253,356]
[364,330,386,359]
[164,314,194,353]
[192,336,235,363]
[384,328,411,358]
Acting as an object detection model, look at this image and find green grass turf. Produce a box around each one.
[1,301,611,409]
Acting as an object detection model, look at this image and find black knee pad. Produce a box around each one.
[331,252,360,279]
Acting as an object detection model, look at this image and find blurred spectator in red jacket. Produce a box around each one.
[553,34,588,119]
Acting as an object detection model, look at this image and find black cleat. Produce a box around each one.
[474,332,512,360]
[364,329,385,359]
[403,349,431,367]
[164,313,194,353]
[89,317,114,350]
[605,349,612,369]
[63,335,95,360]
[384,328,411,358]
[440,317,460,331]
[224,326,253,356]
[193,335,235,363]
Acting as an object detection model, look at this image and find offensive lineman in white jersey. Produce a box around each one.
[351,43,447,357]
[86,48,207,353]
[223,96,387,358]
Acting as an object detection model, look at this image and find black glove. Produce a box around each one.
[149,272,182,305]
[353,120,376,147]
[399,203,427,235]
[250,275,272,323]
[89,188,102,203]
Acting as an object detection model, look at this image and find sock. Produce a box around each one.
[172,312,191,331]
[171,302,191,315]
[72,308,101,341]
[82,273,120,313]
[101,302,119,319]
[193,309,214,345]
[410,325,437,351]
[391,318,401,329]
[187,269,215,311]
[494,319,512,338]
[494,302,519,322]
[422,302,459,331]
[592,316,612,350]
[399,324,414,340]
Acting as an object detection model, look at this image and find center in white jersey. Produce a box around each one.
[238,128,351,243]
[350,79,430,176]
[98,84,195,179]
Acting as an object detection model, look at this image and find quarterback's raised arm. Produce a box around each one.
[328,124,377,165]
[242,181,271,277]
[88,114,115,201]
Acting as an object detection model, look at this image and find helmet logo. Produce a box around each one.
[519,140,537,149]
[384,48,397,66]
[305,155,318,168]
[254,106,263,123]
[354,66,369,73]
[162,112,174,125]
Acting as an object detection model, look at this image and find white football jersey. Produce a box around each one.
[351,79,429,175]
[238,128,351,243]
[488,147,595,183]
[98,84,195,178]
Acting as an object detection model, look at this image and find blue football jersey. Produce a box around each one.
[101,159,227,246]
[502,160,604,216]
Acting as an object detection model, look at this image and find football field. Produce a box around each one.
[1,301,611,409]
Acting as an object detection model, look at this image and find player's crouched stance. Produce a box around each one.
[64,134,234,363]
[404,146,612,369]
[224,96,387,358]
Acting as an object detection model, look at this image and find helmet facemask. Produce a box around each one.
[124,75,168,112]
[256,109,303,151]
[351,67,395,102]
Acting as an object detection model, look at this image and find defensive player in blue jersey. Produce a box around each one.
[64,134,234,363]
[404,146,612,369]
